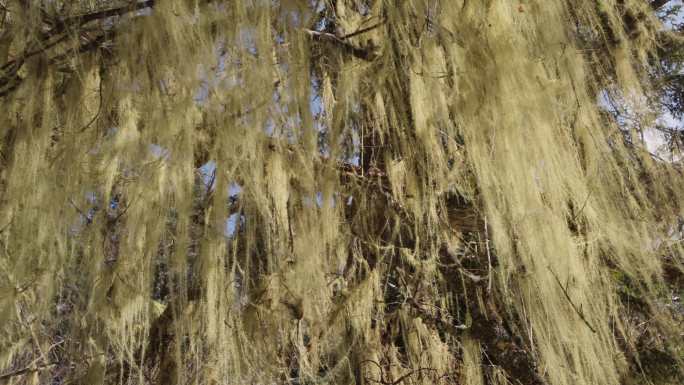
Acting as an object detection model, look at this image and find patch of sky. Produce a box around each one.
[198,160,242,199]
[199,160,217,190]
[228,182,242,198]
[597,89,626,123]
[85,191,98,205]
[658,1,684,29]
[348,122,361,166]
[310,76,324,129]
[135,6,153,17]
[109,195,120,210]
[194,42,231,105]
[149,143,170,160]
[598,88,679,160]
[262,117,276,136]
[194,81,210,104]
[313,11,327,32]
[301,191,337,209]
[316,191,324,207]
[69,190,103,234]
[275,32,286,45]
[240,27,258,56]
[286,6,302,28]
[285,115,303,143]
[224,213,245,238]
[310,91,323,117]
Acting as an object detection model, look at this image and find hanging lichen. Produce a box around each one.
[0,1,682,385]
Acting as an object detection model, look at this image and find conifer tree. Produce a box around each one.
[0,1,683,384]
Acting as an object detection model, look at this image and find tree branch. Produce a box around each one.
[303,29,379,61]
[0,1,155,98]
[339,20,385,40]
[548,267,598,334]
[0,362,57,383]
[651,0,672,11]
[47,0,156,35]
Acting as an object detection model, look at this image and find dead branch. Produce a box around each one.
[303,29,379,61]
[0,362,57,383]
[548,267,598,334]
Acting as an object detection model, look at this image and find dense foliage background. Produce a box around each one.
[1,1,683,384]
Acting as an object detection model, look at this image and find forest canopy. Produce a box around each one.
[1,1,684,385]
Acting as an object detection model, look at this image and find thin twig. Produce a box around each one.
[0,215,13,234]
[303,29,378,60]
[548,267,598,334]
[1,0,155,98]
[339,20,385,40]
[484,217,492,293]
[0,362,57,382]
[111,194,138,223]
[389,367,437,385]
[68,197,91,224]
[47,0,156,36]
[570,189,592,225]
[78,73,104,133]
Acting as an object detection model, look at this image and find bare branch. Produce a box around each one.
[303,29,379,61]
[0,362,57,383]
[48,0,156,35]
[548,267,598,334]
[651,0,672,10]
[339,20,385,40]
